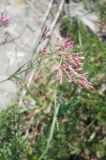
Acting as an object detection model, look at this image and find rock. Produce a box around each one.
[0,0,49,108]
[64,1,100,34]
[0,76,17,109]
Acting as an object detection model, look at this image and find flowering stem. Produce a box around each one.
[39,85,60,160]
[0,52,46,83]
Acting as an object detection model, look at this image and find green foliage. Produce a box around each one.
[96,1,106,19]
[60,16,79,43]
[0,105,29,160]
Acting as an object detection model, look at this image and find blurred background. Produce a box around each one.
[0,0,106,160]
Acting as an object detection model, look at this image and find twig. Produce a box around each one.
[46,0,65,47]
[32,0,54,55]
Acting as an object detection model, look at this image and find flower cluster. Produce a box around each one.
[39,47,47,54]
[41,26,50,39]
[0,13,11,28]
[56,40,93,89]
[39,27,93,90]
[58,38,74,51]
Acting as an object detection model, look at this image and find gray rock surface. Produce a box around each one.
[64,0,100,34]
[0,0,49,108]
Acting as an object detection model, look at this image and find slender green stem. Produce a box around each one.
[39,86,60,160]
[77,16,82,47]
[39,105,60,160]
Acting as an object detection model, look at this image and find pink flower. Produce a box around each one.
[56,52,93,90]
[39,47,47,54]
[78,79,93,89]
[0,13,11,27]
[41,26,50,39]
[68,52,84,67]
[58,38,74,51]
